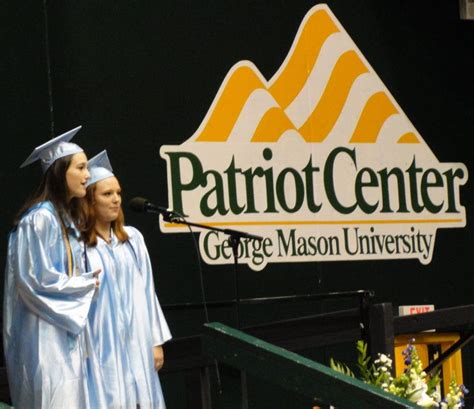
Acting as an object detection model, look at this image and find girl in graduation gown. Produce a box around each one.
[3,126,100,409]
[79,150,171,409]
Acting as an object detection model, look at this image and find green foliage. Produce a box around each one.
[329,357,355,378]
[356,339,376,384]
[426,370,441,396]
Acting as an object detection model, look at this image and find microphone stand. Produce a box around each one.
[158,209,263,409]
[159,210,264,330]
[154,208,262,407]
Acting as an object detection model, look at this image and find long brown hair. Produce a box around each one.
[14,155,81,227]
[79,182,129,246]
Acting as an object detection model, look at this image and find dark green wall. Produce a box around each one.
[2,1,473,407]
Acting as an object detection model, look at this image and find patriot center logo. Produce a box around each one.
[159,4,468,271]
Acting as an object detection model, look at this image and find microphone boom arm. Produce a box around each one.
[162,216,264,242]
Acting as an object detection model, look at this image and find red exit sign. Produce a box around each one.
[398,305,435,316]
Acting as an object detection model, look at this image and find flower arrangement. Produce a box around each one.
[330,339,469,408]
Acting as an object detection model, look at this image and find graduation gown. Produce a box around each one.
[2,201,97,409]
[84,226,171,409]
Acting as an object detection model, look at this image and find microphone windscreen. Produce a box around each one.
[129,197,148,213]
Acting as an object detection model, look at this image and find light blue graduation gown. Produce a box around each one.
[83,226,172,409]
[2,201,97,409]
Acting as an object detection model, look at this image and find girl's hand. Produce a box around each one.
[93,269,101,288]
[153,345,164,371]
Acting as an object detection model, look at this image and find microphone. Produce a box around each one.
[129,197,182,221]
[129,196,165,214]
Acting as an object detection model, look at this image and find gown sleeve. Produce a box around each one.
[12,208,97,335]
[131,227,172,346]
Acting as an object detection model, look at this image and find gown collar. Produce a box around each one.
[98,229,119,247]
[25,201,80,238]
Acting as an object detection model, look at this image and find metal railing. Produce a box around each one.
[203,322,419,409]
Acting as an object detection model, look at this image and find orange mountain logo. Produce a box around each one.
[160,4,468,271]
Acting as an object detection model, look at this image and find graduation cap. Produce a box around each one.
[20,126,84,173]
[86,149,114,187]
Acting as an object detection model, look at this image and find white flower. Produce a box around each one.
[415,392,438,408]
[407,381,428,403]
[379,354,389,363]
[431,390,441,403]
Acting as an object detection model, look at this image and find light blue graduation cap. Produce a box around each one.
[20,126,84,173]
[86,150,114,187]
